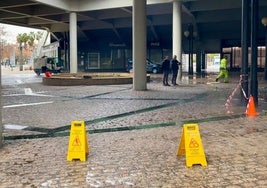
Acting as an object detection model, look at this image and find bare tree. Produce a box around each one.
[0,26,7,65]
[0,25,5,148]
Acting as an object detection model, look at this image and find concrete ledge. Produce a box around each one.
[42,72,150,86]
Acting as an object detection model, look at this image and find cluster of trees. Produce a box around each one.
[16,31,43,51]
[0,25,43,67]
[16,31,43,70]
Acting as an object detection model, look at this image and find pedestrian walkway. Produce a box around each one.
[1,65,33,76]
[0,69,267,187]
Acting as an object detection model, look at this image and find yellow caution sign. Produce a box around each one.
[67,121,89,161]
[177,123,207,167]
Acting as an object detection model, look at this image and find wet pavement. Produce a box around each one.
[0,66,267,187]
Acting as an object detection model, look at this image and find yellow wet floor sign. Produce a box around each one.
[67,121,89,161]
[177,123,207,167]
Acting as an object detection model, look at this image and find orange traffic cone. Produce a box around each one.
[245,95,259,117]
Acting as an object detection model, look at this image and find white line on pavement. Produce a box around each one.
[2,88,55,97]
[3,101,54,108]
[4,124,28,130]
[24,88,55,97]
[16,79,23,84]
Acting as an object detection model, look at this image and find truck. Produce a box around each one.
[33,56,62,76]
[33,41,63,76]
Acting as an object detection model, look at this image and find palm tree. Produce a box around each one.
[16,31,44,71]
[27,32,35,49]
[35,31,43,41]
[17,33,29,71]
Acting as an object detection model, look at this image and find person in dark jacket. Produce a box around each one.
[171,55,180,86]
[161,56,171,86]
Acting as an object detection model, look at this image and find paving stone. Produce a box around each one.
[0,72,266,187]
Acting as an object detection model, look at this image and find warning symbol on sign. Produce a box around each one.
[72,136,82,146]
[177,123,207,167]
[189,138,199,148]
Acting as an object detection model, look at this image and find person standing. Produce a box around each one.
[171,55,180,86]
[216,56,229,83]
[162,56,171,86]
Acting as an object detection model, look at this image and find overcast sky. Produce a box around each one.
[0,23,43,44]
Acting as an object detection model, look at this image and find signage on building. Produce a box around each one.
[109,43,126,47]
[42,41,60,53]
[150,42,160,47]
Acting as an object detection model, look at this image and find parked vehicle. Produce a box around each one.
[125,58,162,73]
[33,56,62,76]
[33,41,63,76]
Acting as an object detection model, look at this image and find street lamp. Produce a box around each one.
[261,17,267,80]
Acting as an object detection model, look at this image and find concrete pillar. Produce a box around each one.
[173,0,182,80]
[69,12,78,73]
[133,0,147,91]
[0,65,2,148]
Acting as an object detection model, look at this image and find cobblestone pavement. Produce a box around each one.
[0,67,267,187]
